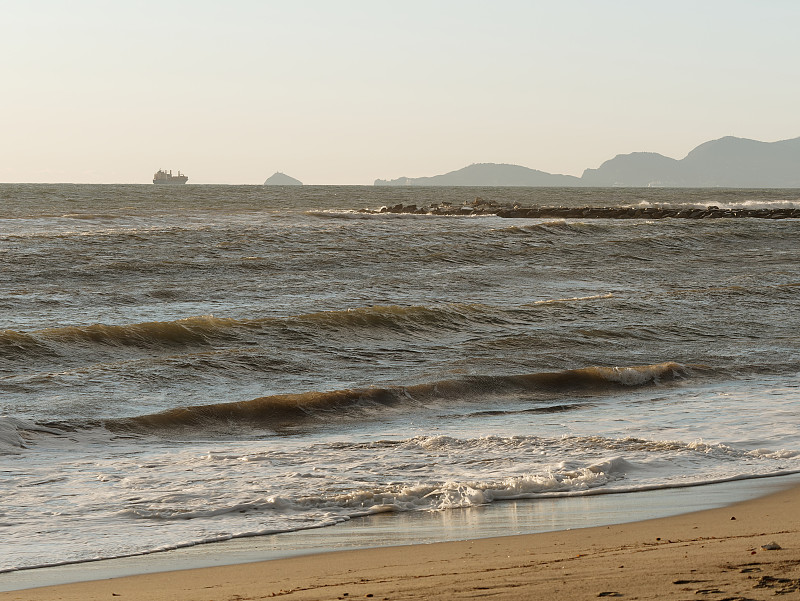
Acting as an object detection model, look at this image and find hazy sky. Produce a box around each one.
[2,1,799,184]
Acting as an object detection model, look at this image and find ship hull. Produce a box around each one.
[153,178,188,185]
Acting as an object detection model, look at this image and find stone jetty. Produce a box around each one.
[365,198,800,220]
[496,206,800,219]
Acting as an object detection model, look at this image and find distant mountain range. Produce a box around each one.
[374,136,800,188]
[375,163,581,187]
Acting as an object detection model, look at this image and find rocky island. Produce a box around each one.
[264,172,302,186]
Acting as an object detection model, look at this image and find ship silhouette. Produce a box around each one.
[153,169,188,184]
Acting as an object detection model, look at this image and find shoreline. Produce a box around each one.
[4,473,800,598]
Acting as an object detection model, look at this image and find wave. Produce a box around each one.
[0,316,239,361]
[293,303,497,332]
[525,293,614,306]
[60,213,122,220]
[636,199,800,210]
[304,209,399,220]
[0,416,64,454]
[7,465,799,576]
[0,329,56,359]
[0,305,499,360]
[495,220,611,237]
[109,362,690,433]
[127,434,799,517]
[5,425,799,573]
[3,297,650,361]
[465,402,595,418]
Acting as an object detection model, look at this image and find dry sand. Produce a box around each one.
[4,484,799,601]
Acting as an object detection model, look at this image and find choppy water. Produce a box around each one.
[1,184,799,572]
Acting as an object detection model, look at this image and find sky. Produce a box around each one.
[2,0,799,185]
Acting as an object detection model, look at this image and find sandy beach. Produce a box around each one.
[4,481,799,601]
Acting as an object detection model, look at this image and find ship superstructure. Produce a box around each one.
[153,169,188,184]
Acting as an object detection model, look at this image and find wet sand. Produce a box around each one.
[3,480,799,600]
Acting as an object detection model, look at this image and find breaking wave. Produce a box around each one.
[110,362,690,433]
[104,433,800,519]
[636,199,800,210]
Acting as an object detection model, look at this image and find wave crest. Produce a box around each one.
[40,315,239,346]
[1,305,495,360]
[111,362,689,433]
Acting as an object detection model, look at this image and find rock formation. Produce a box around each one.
[264,172,302,186]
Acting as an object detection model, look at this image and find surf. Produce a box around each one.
[107,362,691,433]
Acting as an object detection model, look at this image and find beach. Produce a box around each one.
[3,480,799,600]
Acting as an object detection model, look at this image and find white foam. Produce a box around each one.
[598,363,688,386]
[527,293,615,306]
[747,448,800,459]
[636,199,800,210]
[5,376,800,573]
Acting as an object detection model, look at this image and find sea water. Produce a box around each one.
[1,184,799,574]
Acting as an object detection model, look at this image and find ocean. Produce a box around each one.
[2,184,800,576]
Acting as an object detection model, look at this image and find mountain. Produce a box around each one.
[374,163,583,187]
[580,152,681,187]
[374,137,800,188]
[264,172,302,186]
[678,136,800,187]
[583,137,800,187]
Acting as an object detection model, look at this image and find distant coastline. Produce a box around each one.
[14,135,799,187]
[375,136,800,188]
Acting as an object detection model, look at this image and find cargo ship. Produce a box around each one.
[153,169,188,184]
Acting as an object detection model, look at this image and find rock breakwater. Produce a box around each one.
[365,199,800,220]
[497,206,800,219]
